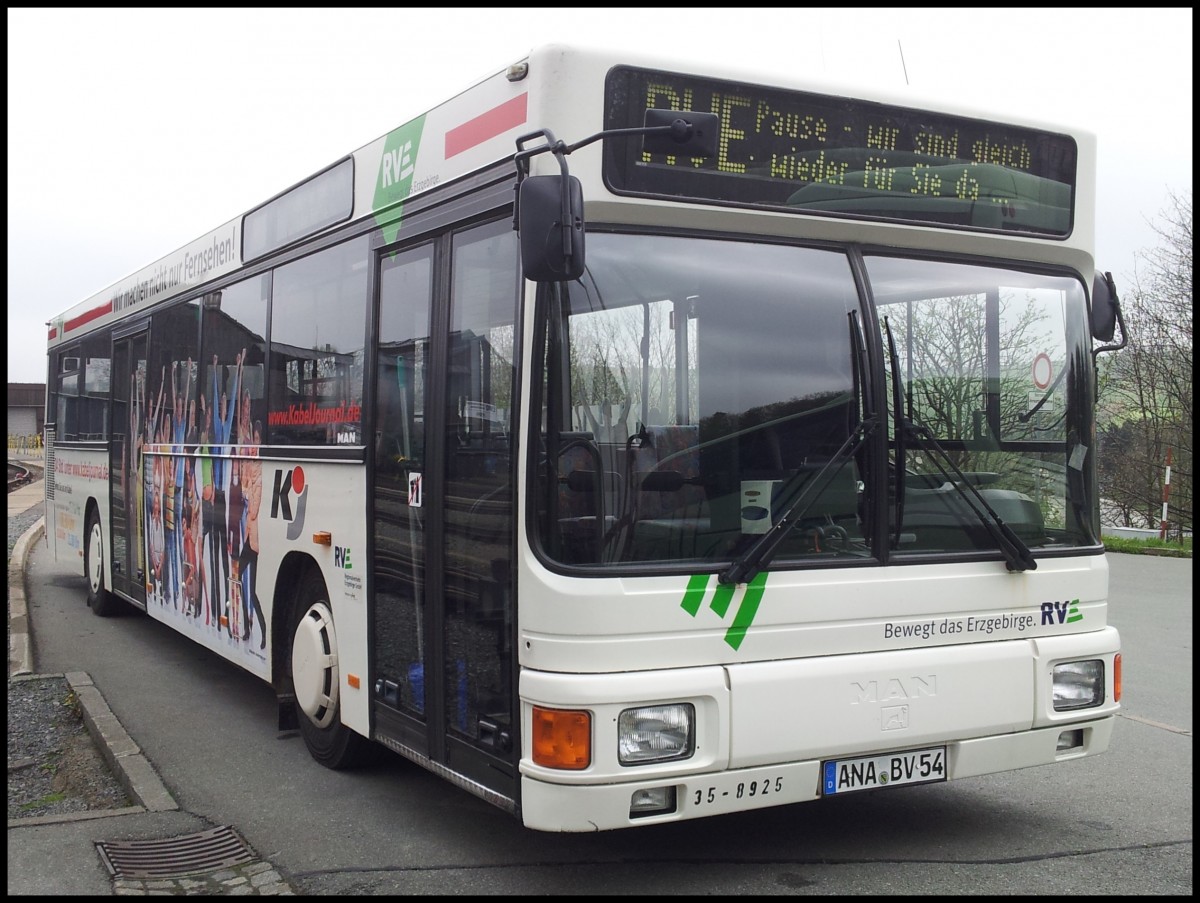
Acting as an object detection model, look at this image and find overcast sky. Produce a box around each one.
[7,7,1192,384]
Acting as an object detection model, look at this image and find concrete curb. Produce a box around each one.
[66,671,179,814]
[8,515,42,677]
[5,670,180,828]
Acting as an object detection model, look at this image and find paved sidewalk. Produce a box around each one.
[7,474,45,520]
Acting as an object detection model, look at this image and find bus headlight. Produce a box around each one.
[617,703,695,765]
[1052,660,1105,711]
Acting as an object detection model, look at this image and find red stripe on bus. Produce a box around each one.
[48,326,57,340]
[444,93,527,160]
[64,301,114,334]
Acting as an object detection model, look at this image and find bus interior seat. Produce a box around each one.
[633,425,705,519]
[556,436,620,563]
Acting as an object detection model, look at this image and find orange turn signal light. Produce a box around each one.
[531,706,591,769]
[1114,653,1122,702]
[312,531,332,546]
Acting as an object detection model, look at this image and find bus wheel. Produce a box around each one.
[85,508,119,617]
[288,569,376,769]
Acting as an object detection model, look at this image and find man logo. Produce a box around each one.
[271,466,309,540]
[882,705,910,731]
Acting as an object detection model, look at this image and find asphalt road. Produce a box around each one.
[19,544,1194,894]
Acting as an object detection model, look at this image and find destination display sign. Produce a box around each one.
[603,66,1077,236]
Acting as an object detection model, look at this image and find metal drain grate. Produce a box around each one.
[96,825,258,879]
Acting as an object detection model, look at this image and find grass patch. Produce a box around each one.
[60,690,82,719]
[1104,535,1192,557]
[21,792,68,810]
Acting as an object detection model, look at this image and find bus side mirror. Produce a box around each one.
[514,110,717,283]
[518,174,585,282]
[1090,271,1120,342]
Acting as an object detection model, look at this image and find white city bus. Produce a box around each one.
[44,44,1127,832]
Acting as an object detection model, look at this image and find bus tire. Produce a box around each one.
[288,567,377,769]
[85,507,119,617]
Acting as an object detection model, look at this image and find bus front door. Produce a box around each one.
[371,219,519,808]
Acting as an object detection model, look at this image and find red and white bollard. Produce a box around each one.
[1159,447,1172,541]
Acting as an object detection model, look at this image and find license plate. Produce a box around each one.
[822,746,946,796]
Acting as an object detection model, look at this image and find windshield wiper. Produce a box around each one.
[881,320,1036,572]
[719,312,875,586]
[717,417,877,586]
[901,420,1038,571]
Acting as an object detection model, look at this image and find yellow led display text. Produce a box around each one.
[607,67,1076,235]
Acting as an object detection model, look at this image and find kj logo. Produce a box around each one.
[271,466,309,540]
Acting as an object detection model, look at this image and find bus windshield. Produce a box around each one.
[534,232,1096,569]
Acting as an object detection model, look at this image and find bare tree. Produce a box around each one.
[568,305,636,442]
[887,289,1049,501]
[1097,190,1193,536]
[567,299,698,442]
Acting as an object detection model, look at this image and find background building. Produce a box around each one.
[7,383,46,449]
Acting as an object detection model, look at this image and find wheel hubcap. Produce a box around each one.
[88,522,104,592]
[291,603,339,728]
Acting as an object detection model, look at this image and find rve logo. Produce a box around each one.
[1041,599,1082,625]
[334,546,353,569]
[271,466,309,541]
[679,572,768,651]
